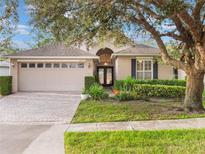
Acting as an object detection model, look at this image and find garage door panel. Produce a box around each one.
[18,63,91,92]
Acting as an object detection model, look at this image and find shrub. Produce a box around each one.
[113,80,122,90]
[0,76,12,95]
[84,76,95,92]
[88,83,108,100]
[114,77,136,91]
[114,77,186,90]
[123,76,136,91]
[115,91,134,101]
[115,91,141,101]
[133,84,185,98]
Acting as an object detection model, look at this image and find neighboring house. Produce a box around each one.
[178,69,205,84]
[0,61,10,76]
[6,42,177,92]
[178,70,186,80]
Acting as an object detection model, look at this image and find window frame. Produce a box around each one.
[37,63,44,68]
[62,63,68,68]
[45,63,52,68]
[21,63,27,68]
[77,63,84,68]
[69,63,76,68]
[136,59,153,80]
[29,63,36,68]
[53,63,60,68]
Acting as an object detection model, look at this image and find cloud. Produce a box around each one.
[162,24,176,31]
[15,24,30,35]
[12,40,31,49]
[26,4,35,10]
[25,4,35,14]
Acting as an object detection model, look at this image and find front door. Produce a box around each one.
[97,66,113,86]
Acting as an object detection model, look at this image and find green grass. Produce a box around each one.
[72,100,205,123]
[65,129,205,154]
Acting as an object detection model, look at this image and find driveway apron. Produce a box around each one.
[0,92,80,124]
[0,92,81,154]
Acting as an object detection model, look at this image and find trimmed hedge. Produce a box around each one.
[0,76,12,95]
[133,84,185,98]
[84,76,96,91]
[114,79,186,90]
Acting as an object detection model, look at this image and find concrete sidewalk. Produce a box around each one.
[23,125,68,154]
[0,124,51,154]
[66,118,205,132]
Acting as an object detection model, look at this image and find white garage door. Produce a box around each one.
[18,62,89,92]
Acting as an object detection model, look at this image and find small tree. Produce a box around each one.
[27,0,205,112]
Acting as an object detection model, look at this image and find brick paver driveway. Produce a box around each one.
[0,92,81,124]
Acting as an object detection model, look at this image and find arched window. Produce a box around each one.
[96,48,113,65]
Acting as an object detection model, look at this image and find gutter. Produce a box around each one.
[111,53,160,58]
[17,59,87,63]
[5,56,99,60]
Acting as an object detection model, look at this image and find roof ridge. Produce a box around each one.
[5,42,97,57]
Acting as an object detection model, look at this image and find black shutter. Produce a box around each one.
[173,68,178,79]
[153,61,158,79]
[131,59,136,79]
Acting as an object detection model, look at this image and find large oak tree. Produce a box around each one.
[27,0,205,112]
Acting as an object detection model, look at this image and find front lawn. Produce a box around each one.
[65,129,205,154]
[72,99,205,123]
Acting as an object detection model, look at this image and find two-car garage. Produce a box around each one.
[18,61,92,92]
[7,43,98,92]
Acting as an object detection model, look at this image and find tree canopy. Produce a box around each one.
[27,0,205,71]
[0,0,18,48]
[27,0,205,111]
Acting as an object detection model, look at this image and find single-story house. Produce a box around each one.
[178,69,205,84]
[0,61,10,76]
[6,42,178,92]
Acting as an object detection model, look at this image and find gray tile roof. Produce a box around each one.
[113,44,160,56]
[6,43,97,58]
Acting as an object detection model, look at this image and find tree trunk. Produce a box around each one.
[184,71,205,112]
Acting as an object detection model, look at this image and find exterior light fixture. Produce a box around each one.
[138,59,143,63]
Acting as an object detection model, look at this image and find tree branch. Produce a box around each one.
[170,15,197,48]
[160,32,183,41]
[134,11,187,70]
[192,0,205,22]
[134,3,162,19]
[177,10,203,42]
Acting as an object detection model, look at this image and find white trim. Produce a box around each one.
[151,61,154,79]
[136,59,153,80]
[6,56,99,59]
[112,53,160,57]
[136,57,154,60]
[17,59,87,62]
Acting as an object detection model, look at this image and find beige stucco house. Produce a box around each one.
[6,42,177,92]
